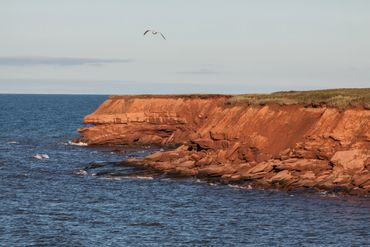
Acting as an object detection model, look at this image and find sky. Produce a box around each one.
[0,0,369,94]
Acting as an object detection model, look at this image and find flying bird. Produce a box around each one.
[144,30,166,40]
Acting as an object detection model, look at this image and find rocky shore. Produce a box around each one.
[77,95,370,195]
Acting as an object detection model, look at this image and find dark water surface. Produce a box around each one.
[0,94,369,246]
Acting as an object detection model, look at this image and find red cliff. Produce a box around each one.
[78,95,370,194]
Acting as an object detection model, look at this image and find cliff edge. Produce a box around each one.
[77,93,370,194]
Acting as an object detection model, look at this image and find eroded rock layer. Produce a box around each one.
[78,95,370,194]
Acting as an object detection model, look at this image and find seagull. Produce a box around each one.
[144,30,166,40]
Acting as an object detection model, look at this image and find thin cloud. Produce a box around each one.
[177,68,223,75]
[0,56,133,66]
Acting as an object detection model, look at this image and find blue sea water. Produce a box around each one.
[0,94,369,246]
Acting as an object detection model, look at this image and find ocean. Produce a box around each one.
[0,94,369,246]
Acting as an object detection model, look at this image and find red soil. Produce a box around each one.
[77,95,370,194]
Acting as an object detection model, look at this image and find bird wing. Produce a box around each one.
[143,30,150,36]
[160,32,166,40]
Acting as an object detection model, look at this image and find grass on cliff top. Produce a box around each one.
[227,88,370,109]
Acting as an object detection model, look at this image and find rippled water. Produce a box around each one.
[0,94,369,246]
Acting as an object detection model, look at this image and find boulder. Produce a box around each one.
[331,149,368,174]
[172,167,198,177]
[271,170,294,184]
[352,172,370,187]
[192,139,215,150]
[210,131,225,140]
[333,174,352,185]
[275,159,331,172]
[139,135,163,144]
[178,160,196,169]
[198,164,235,177]
[247,162,273,174]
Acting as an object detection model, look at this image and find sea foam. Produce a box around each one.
[33,154,49,160]
[67,141,88,146]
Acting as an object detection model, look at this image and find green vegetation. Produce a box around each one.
[111,88,370,109]
[226,88,370,109]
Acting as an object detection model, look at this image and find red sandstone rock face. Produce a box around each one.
[78,95,370,194]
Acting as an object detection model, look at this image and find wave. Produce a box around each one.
[73,169,88,176]
[319,191,338,198]
[33,154,49,160]
[133,176,154,180]
[95,175,155,181]
[67,141,88,146]
[228,184,253,190]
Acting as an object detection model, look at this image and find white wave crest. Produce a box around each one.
[74,169,88,176]
[228,184,253,190]
[33,154,49,160]
[98,175,154,181]
[133,176,154,180]
[68,141,88,146]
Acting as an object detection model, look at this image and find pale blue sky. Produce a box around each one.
[1,0,369,94]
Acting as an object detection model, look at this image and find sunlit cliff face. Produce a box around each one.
[77,95,370,194]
